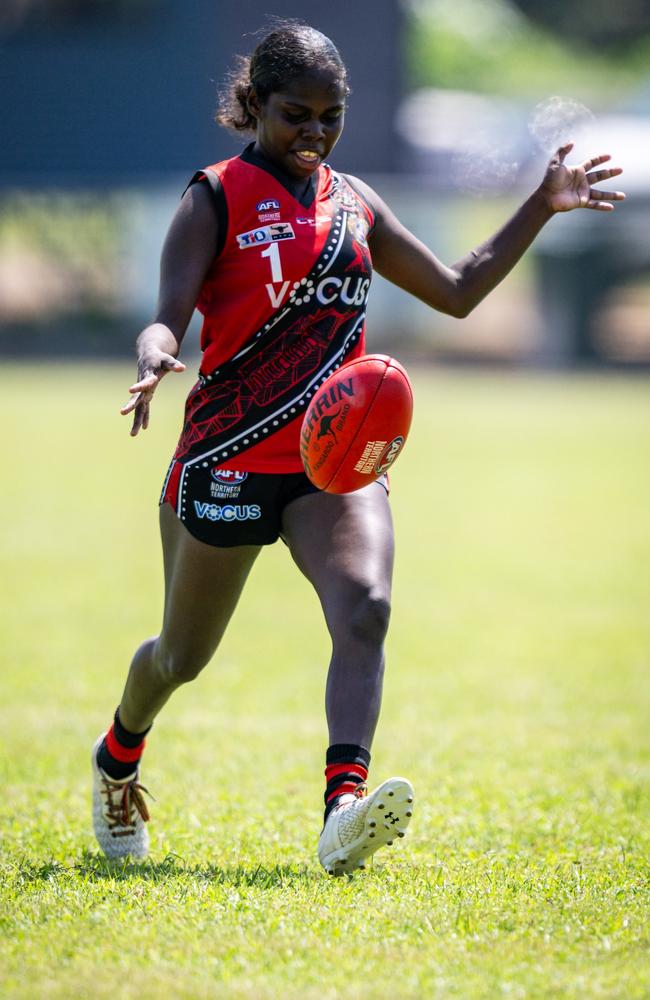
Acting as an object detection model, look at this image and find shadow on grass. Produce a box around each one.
[13,850,327,887]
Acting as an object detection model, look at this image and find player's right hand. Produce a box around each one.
[120,353,186,437]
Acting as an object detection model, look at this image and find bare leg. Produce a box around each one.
[118,504,261,732]
[281,483,394,748]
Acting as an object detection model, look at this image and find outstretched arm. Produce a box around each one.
[359,143,624,319]
[121,180,219,436]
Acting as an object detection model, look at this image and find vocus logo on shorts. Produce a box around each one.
[193,502,261,522]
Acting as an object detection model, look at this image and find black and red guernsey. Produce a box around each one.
[162,144,376,506]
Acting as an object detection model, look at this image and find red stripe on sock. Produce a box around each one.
[326,781,363,803]
[105,725,146,764]
[324,763,368,782]
[324,761,368,805]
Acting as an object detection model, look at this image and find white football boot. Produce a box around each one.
[318,777,414,875]
[91,734,151,859]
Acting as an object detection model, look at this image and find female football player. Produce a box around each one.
[91,21,624,874]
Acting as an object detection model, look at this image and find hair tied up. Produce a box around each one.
[216,20,348,136]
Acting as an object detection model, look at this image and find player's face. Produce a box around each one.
[250,69,346,179]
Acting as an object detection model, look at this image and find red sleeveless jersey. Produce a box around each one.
[172,146,375,474]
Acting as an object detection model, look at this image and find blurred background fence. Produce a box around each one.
[1,0,649,368]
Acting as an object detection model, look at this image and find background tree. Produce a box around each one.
[510,0,650,49]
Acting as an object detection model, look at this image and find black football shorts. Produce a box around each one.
[160,460,388,547]
[160,460,322,547]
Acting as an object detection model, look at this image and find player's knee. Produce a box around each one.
[348,592,391,647]
[154,638,209,686]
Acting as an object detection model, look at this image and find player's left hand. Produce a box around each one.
[540,143,625,213]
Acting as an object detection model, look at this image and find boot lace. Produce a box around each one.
[101,774,153,829]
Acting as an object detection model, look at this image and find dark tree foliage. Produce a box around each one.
[510,0,650,48]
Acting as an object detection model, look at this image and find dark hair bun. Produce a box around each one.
[217,20,348,134]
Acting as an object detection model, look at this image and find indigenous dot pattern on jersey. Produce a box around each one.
[161,146,377,520]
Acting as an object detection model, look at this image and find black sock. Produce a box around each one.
[323,744,371,821]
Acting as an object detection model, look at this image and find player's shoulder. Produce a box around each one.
[338,173,381,211]
[334,172,384,232]
[182,152,248,218]
[337,174,399,239]
[200,151,249,182]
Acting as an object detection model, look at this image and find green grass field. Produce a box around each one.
[1,364,648,999]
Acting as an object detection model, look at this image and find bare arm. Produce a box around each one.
[355,143,624,319]
[121,179,219,435]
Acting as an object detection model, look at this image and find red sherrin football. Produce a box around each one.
[300,354,413,494]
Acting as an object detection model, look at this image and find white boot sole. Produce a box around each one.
[319,777,414,876]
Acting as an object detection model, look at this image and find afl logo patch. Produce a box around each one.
[375,436,404,475]
[256,199,280,212]
[211,468,248,485]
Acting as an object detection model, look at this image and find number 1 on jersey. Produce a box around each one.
[261,241,283,283]
[262,241,291,308]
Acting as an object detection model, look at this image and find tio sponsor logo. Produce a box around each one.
[194,502,261,522]
[237,222,295,249]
